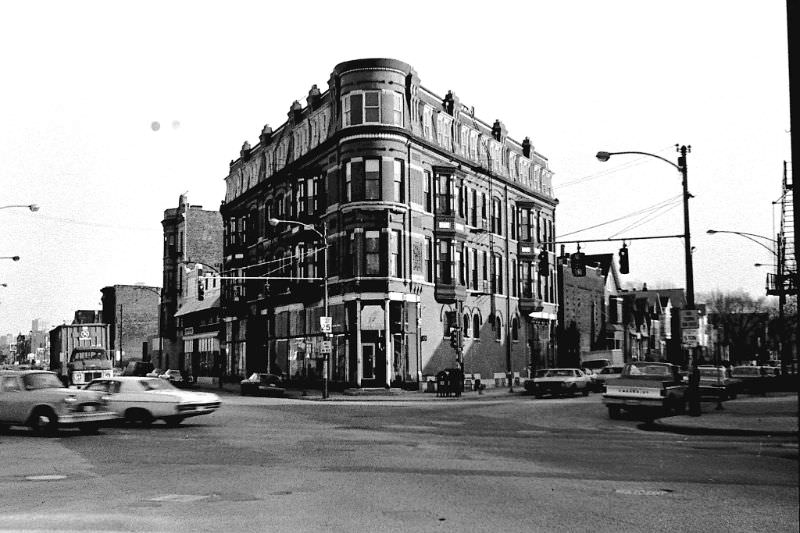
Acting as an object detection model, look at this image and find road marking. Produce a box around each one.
[25,474,67,481]
[615,488,674,496]
[148,494,209,502]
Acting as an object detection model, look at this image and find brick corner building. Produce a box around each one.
[220,58,558,389]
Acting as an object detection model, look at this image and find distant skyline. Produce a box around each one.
[0,1,791,334]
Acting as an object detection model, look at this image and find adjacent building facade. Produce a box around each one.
[219,58,558,388]
[159,195,223,372]
[100,284,160,363]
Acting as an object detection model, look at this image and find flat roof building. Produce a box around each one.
[220,58,558,388]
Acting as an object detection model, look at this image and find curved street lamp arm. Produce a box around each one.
[0,204,39,211]
[706,230,777,255]
[597,151,681,171]
[268,217,324,240]
[180,260,221,274]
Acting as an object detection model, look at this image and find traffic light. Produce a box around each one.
[570,252,586,277]
[537,250,550,276]
[619,244,629,274]
[450,327,461,350]
[197,279,205,301]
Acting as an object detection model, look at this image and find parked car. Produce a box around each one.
[730,365,772,394]
[602,362,686,420]
[593,365,624,392]
[159,369,192,386]
[123,360,155,377]
[697,366,741,400]
[524,368,592,398]
[84,377,221,427]
[581,368,599,391]
[145,368,162,378]
[0,370,117,435]
[240,373,286,397]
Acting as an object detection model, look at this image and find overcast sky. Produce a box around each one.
[0,1,791,335]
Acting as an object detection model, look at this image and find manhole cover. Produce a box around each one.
[615,488,673,496]
[25,475,67,481]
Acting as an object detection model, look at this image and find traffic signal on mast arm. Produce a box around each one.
[537,249,550,276]
[619,244,630,274]
[197,278,205,301]
[570,252,586,277]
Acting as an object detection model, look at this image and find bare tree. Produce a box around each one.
[699,290,777,364]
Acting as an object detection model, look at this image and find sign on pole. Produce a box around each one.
[680,309,699,330]
[320,340,332,355]
[680,310,700,348]
[681,331,699,348]
[320,316,332,333]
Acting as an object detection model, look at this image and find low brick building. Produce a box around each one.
[101,284,160,363]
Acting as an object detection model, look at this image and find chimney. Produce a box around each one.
[522,137,532,158]
[307,84,322,110]
[259,124,273,145]
[240,141,251,161]
[289,100,303,123]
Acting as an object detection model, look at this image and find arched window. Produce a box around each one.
[511,317,519,341]
[463,314,470,338]
[495,316,502,340]
[473,314,481,340]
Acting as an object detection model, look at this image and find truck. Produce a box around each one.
[49,324,113,386]
[602,361,687,420]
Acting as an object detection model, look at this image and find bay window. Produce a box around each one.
[342,90,404,127]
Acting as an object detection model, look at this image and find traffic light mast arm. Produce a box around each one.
[541,233,685,246]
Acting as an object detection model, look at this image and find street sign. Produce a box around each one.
[680,309,699,330]
[681,330,699,348]
[320,316,332,333]
[320,340,332,354]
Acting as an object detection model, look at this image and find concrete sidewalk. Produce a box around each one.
[649,393,798,437]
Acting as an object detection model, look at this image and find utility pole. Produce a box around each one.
[118,304,124,363]
[789,0,800,371]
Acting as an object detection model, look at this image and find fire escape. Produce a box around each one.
[767,162,797,298]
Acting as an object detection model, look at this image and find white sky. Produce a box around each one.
[0,0,791,335]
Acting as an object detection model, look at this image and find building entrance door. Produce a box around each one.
[360,343,385,387]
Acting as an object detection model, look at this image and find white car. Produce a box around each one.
[84,377,221,427]
[524,368,592,397]
[1,370,117,435]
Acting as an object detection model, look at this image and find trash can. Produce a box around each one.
[436,370,450,397]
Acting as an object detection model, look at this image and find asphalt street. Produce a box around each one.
[1,392,797,533]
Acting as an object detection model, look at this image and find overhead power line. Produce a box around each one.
[557,194,682,239]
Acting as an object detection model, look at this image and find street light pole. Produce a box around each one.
[596,145,700,414]
[715,230,788,369]
[269,217,329,399]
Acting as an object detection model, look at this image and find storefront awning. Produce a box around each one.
[174,296,220,317]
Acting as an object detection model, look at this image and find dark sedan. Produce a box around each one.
[240,373,286,397]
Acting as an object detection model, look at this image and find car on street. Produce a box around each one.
[524,368,592,398]
[602,362,686,420]
[159,369,192,386]
[123,360,155,377]
[697,366,741,400]
[240,373,286,397]
[581,368,600,391]
[84,376,221,426]
[730,365,773,394]
[0,370,117,435]
[593,365,624,392]
[145,368,162,378]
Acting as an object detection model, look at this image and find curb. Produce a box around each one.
[644,422,799,437]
